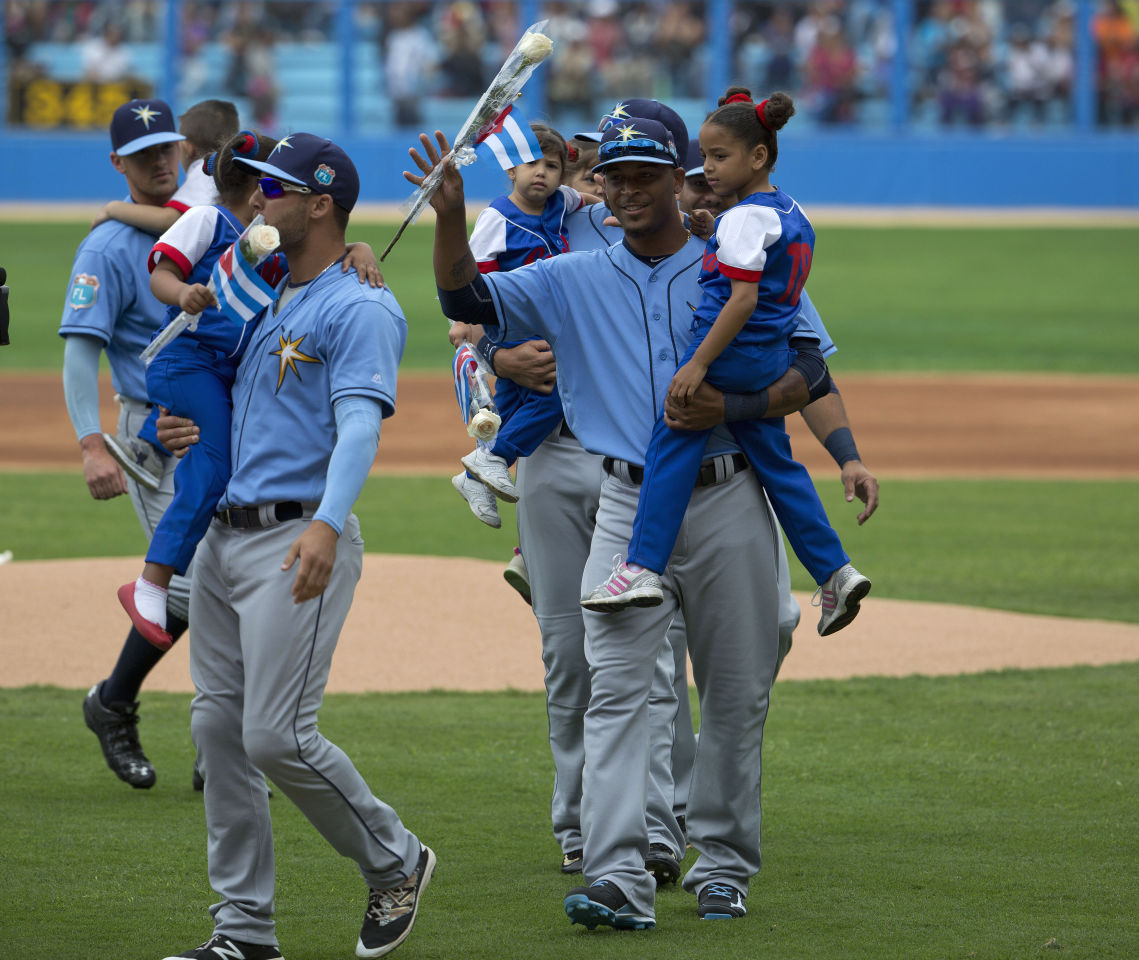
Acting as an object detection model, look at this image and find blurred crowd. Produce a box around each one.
[5,0,1139,129]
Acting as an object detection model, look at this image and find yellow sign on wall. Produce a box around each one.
[11,78,154,129]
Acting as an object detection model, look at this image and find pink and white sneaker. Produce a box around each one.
[813,563,872,636]
[581,556,664,613]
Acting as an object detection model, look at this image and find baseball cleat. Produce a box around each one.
[117,581,173,651]
[560,849,583,874]
[83,681,156,789]
[581,556,664,612]
[813,563,872,636]
[645,843,681,886]
[161,934,284,959]
[564,880,655,930]
[697,881,747,920]
[460,447,518,502]
[357,845,436,958]
[102,431,162,491]
[503,548,532,605]
[451,472,501,528]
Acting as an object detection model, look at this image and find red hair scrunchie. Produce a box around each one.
[233,131,258,156]
[755,99,773,132]
[725,93,774,132]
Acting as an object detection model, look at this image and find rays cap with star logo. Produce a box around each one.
[576,99,689,161]
[591,118,681,174]
[110,98,185,156]
[235,132,360,212]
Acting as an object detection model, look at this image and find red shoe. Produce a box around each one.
[117,581,173,651]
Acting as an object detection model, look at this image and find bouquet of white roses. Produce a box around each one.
[380,21,554,260]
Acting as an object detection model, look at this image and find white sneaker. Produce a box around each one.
[581,556,664,613]
[813,563,872,636]
[503,548,531,605]
[102,432,162,491]
[460,447,518,503]
[452,472,501,528]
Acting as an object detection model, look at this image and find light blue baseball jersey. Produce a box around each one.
[563,200,624,252]
[220,266,407,509]
[58,212,165,402]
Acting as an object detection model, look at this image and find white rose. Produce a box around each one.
[517,31,553,64]
[467,409,502,441]
[243,224,281,259]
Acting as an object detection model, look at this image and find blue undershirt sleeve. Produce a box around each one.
[313,394,383,535]
[62,334,105,441]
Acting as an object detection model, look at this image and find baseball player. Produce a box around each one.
[156,133,434,960]
[410,120,836,928]
[60,98,192,789]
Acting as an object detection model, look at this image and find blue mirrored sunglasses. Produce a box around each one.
[597,137,674,161]
[258,177,312,199]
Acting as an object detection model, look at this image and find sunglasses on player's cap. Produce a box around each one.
[110,99,185,156]
[591,118,681,173]
[236,132,360,212]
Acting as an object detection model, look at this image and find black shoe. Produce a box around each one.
[697,881,747,919]
[161,934,283,959]
[560,849,584,874]
[192,764,204,791]
[564,879,655,930]
[83,682,155,788]
[676,814,689,848]
[645,843,681,885]
[357,845,436,958]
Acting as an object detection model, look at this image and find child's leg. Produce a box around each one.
[727,417,848,584]
[491,385,564,465]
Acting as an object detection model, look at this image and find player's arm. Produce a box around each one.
[671,277,756,404]
[62,334,127,499]
[448,322,556,393]
[91,200,180,236]
[800,382,879,524]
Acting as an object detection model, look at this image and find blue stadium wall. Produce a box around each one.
[2,131,1137,206]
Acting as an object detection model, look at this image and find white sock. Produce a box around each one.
[134,576,168,630]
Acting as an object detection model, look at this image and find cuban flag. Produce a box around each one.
[453,342,480,425]
[210,236,277,325]
[475,103,543,171]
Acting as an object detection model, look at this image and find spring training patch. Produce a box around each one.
[68,273,99,309]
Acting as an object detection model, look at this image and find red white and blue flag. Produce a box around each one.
[453,342,480,425]
[475,103,543,171]
[210,235,277,325]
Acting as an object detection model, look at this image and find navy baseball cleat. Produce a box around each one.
[161,934,283,959]
[564,880,655,930]
[357,845,435,958]
[83,682,156,788]
[645,843,681,885]
[697,881,747,919]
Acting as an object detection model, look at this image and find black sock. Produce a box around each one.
[101,609,189,705]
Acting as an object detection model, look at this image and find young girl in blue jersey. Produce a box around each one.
[583,89,871,635]
[451,123,588,528]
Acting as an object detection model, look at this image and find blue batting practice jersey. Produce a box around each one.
[563,197,624,253]
[220,266,407,509]
[58,212,165,403]
[694,187,815,352]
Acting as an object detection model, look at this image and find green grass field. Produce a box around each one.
[2,221,1136,958]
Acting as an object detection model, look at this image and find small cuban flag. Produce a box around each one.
[475,103,543,171]
[453,342,480,425]
[210,233,277,325]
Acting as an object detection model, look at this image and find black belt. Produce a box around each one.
[215,501,313,528]
[602,452,749,488]
[559,419,576,440]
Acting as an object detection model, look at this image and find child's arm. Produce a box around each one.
[342,241,385,287]
[669,277,757,404]
[92,200,181,236]
[150,258,216,314]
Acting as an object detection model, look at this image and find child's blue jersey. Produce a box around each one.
[148,204,258,359]
[694,187,814,352]
[470,185,583,275]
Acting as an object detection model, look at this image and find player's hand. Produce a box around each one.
[841,460,879,525]
[79,435,127,500]
[493,339,557,393]
[689,209,715,240]
[179,283,217,315]
[405,131,466,214]
[663,381,725,431]
[667,360,708,405]
[281,519,339,603]
[343,242,385,287]
[154,408,199,459]
[448,321,473,348]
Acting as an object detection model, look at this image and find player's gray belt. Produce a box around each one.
[214,502,319,528]
[602,452,749,488]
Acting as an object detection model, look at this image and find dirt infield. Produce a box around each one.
[2,370,1138,689]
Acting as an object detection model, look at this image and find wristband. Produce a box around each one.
[823,427,860,467]
[476,334,499,375]
[723,388,769,423]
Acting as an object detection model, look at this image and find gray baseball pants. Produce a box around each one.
[189,514,422,944]
[118,395,192,619]
[579,463,781,920]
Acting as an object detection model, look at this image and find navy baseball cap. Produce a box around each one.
[235,132,360,212]
[684,141,706,178]
[592,118,681,173]
[581,98,690,162]
[110,98,185,156]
